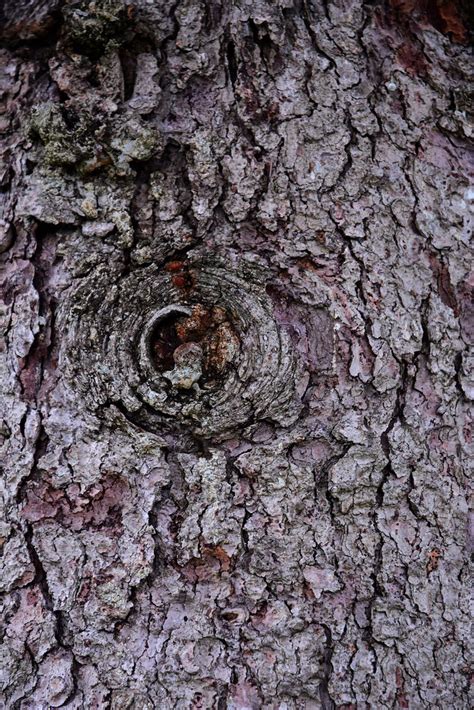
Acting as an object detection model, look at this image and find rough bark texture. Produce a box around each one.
[0,1,473,708]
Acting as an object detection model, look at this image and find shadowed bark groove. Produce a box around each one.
[0,0,472,708]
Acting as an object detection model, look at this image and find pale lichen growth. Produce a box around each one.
[163,342,203,391]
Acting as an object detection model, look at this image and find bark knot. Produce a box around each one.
[63,257,302,442]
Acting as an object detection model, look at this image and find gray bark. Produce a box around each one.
[0,0,472,708]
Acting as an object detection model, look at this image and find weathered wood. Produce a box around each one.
[0,1,472,707]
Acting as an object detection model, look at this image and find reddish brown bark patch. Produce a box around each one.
[389,0,471,43]
[396,42,428,76]
[429,253,459,315]
[21,474,130,532]
[150,303,240,385]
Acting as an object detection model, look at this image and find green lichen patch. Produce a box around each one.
[26,101,159,178]
[26,102,111,172]
[62,0,134,59]
[27,103,79,167]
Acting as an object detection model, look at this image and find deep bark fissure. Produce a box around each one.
[0,0,471,707]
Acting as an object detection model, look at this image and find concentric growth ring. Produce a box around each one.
[61,257,300,441]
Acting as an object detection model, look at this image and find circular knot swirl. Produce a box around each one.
[62,257,301,441]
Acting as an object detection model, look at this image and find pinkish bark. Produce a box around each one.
[0,1,472,708]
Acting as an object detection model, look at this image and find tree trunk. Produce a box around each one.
[0,1,472,707]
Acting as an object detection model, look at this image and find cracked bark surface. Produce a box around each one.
[0,1,472,707]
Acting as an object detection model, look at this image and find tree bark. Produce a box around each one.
[0,1,472,708]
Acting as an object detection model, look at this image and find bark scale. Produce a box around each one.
[0,1,472,708]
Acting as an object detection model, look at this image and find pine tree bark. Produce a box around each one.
[0,1,472,708]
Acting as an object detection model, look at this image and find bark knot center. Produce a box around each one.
[147,302,239,392]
